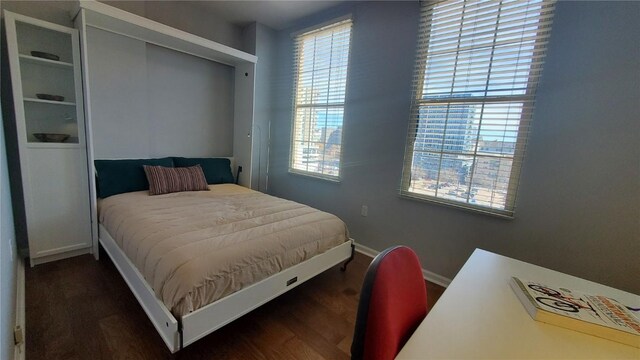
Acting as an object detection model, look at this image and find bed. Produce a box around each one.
[96,175,354,352]
[73,2,355,353]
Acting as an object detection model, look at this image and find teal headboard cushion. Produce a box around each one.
[172,157,234,184]
[94,157,174,198]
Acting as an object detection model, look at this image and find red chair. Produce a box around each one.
[351,246,427,360]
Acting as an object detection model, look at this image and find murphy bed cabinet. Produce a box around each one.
[4,11,93,265]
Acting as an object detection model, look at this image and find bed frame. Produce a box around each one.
[99,224,354,352]
[73,3,358,351]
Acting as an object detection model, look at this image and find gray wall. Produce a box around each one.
[1,1,244,50]
[253,23,278,192]
[241,21,277,191]
[1,1,74,27]
[2,1,243,159]
[105,1,244,50]
[1,100,18,360]
[268,1,640,293]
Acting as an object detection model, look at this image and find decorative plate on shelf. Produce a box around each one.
[30,51,59,61]
[36,94,65,102]
[33,133,70,143]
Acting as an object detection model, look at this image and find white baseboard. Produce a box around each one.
[353,242,379,258]
[354,242,451,288]
[420,268,452,288]
[14,257,25,360]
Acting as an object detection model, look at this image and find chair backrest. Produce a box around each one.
[351,246,427,360]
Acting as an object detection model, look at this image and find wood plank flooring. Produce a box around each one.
[26,250,445,359]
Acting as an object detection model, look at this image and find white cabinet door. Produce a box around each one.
[4,11,93,264]
[24,146,92,259]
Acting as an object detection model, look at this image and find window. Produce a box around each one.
[290,19,352,180]
[401,0,555,217]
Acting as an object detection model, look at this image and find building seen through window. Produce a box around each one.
[402,0,555,216]
[290,19,352,179]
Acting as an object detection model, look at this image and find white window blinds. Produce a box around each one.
[401,0,555,217]
[290,19,352,179]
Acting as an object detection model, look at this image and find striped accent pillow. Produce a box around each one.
[143,165,209,195]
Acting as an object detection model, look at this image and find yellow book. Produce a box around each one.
[510,277,640,348]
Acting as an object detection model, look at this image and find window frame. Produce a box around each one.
[289,17,353,182]
[400,0,555,218]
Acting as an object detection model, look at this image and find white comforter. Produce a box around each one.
[98,184,349,317]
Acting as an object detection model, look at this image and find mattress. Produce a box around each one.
[97,184,349,317]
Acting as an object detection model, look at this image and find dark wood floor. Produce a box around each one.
[26,250,445,359]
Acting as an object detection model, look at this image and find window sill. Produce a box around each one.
[399,192,514,220]
[288,169,342,183]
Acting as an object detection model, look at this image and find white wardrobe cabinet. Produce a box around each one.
[3,11,93,265]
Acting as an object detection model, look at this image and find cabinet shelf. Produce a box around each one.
[6,10,92,265]
[24,97,76,106]
[19,54,73,69]
[26,142,81,149]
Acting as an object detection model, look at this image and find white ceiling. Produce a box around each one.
[192,1,344,30]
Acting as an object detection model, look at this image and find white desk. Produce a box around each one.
[396,249,640,359]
